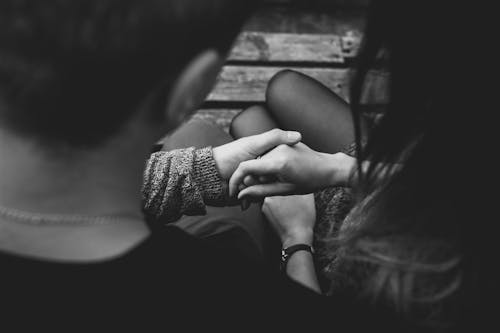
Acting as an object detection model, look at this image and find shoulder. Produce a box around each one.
[1,225,325,330]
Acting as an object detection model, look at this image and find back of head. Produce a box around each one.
[0,0,256,148]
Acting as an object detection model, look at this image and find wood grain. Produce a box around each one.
[193,107,384,136]
[228,32,349,64]
[245,7,366,35]
[193,109,241,133]
[207,66,389,104]
[199,4,382,133]
[263,0,369,7]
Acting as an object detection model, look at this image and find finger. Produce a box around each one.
[238,183,296,199]
[229,159,281,197]
[246,129,301,156]
[243,175,260,187]
[258,175,274,183]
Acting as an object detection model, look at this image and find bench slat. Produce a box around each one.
[245,7,365,35]
[228,32,347,63]
[193,107,383,136]
[193,109,240,133]
[263,0,369,6]
[207,66,388,104]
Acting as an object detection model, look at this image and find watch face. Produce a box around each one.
[281,250,288,262]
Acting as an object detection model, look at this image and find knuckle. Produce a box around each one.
[276,156,288,169]
[239,160,250,170]
[268,128,282,138]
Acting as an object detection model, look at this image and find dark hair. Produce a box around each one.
[0,0,256,148]
[325,0,493,329]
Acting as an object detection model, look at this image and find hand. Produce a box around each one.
[212,129,301,180]
[229,142,355,199]
[262,194,316,247]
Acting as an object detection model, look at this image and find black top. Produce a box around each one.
[0,226,328,330]
[0,226,413,331]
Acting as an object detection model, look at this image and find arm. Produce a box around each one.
[282,238,321,294]
[142,147,225,223]
[142,129,303,223]
[229,143,355,198]
[229,143,403,199]
[262,194,321,293]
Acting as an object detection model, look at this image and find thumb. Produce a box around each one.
[247,129,301,155]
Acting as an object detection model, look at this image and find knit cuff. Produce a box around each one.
[192,147,227,206]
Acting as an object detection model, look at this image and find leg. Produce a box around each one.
[230,105,278,138]
[161,118,274,260]
[265,70,367,154]
[230,70,364,153]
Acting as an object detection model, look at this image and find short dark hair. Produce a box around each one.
[0,0,256,148]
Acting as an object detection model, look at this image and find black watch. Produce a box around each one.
[280,244,314,271]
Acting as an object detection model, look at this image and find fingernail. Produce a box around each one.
[287,131,301,141]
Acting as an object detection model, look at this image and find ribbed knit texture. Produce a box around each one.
[313,142,358,288]
[142,147,226,223]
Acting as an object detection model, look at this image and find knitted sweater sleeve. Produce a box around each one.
[142,147,227,223]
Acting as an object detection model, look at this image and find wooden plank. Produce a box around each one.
[207,66,388,104]
[242,9,365,59]
[228,32,346,64]
[193,109,241,133]
[245,7,366,35]
[190,107,384,138]
[263,0,370,6]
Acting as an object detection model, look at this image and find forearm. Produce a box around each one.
[282,231,321,294]
[322,152,402,188]
[320,152,357,188]
[285,251,321,294]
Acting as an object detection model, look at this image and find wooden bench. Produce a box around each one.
[194,0,387,132]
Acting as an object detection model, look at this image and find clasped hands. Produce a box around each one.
[212,128,356,201]
[212,128,355,245]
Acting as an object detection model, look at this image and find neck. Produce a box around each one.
[0,123,157,219]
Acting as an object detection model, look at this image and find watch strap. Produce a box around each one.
[280,244,314,271]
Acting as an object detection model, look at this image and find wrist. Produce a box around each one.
[322,152,357,187]
[281,228,314,248]
[211,145,230,180]
[280,243,315,272]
